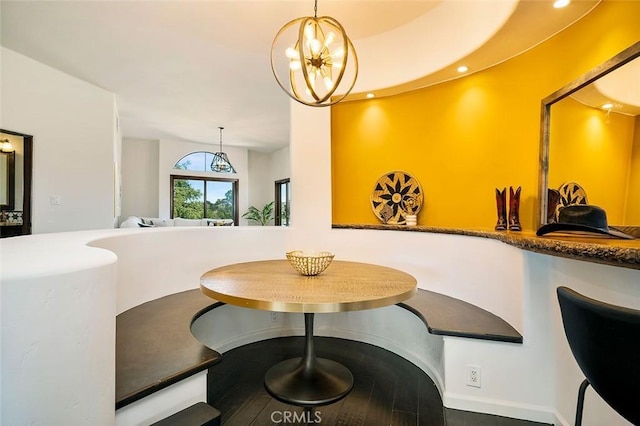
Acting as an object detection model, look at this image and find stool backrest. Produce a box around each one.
[557,286,640,425]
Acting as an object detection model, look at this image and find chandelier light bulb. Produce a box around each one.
[323,76,333,90]
[309,38,322,55]
[305,22,315,41]
[324,32,335,47]
[289,60,302,71]
[285,47,299,60]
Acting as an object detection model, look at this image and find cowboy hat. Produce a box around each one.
[536,205,634,239]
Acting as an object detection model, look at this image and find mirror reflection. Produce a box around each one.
[539,41,640,234]
[0,151,15,208]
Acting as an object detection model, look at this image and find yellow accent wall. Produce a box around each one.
[331,0,640,231]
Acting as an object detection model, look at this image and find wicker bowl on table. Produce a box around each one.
[286,251,335,276]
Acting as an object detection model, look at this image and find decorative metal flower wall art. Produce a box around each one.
[370,171,423,224]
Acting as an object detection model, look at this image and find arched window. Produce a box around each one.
[173,151,216,172]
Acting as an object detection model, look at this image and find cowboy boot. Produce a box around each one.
[509,186,522,231]
[495,188,507,231]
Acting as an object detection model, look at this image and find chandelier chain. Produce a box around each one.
[314,0,317,18]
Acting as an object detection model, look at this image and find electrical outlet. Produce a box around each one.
[271,312,280,323]
[466,365,481,388]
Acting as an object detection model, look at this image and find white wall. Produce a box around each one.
[93,227,289,314]
[270,146,290,183]
[113,109,123,225]
[120,138,160,220]
[247,150,272,221]
[1,232,118,426]
[288,103,332,240]
[0,47,118,233]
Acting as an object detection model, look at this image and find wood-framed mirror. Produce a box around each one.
[538,41,640,236]
[0,129,33,237]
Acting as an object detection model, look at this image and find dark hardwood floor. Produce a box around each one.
[206,337,550,426]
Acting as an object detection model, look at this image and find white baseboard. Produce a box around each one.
[444,392,559,425]
[553,410,571,426]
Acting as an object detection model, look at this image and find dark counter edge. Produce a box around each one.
[332,224,640,271]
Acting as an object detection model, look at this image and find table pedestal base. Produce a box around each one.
[264,313,354,406]
[265,357,353,406]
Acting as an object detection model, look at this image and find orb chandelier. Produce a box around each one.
[270,0,358,107]
[210,127,235,173]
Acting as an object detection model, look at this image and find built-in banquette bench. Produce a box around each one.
[116,286,522,421]
[116,290,224,424]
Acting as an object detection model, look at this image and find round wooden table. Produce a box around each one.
[200,259,417,406]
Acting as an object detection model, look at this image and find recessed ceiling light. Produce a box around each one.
[553,0,570,8]
[602,103,614,110]
[366,93,375,99]
[457,65,469,73]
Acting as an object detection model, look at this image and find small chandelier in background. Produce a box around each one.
[210,127,236,173]
[270,0,358,107]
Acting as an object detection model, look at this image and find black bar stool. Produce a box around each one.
[557,286,640,426]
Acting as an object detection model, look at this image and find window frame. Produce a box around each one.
[274,178,290,226]
[173,151,217,173]
[170,174,239,224]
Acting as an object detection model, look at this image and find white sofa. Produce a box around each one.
[119,216,233,228]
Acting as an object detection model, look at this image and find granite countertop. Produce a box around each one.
[332,224,640,271]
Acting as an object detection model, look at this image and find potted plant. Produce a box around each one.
[242,201,274,225]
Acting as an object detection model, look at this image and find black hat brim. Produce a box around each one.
[536,222,634,239]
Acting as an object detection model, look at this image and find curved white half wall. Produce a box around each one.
[2,226,640,426]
